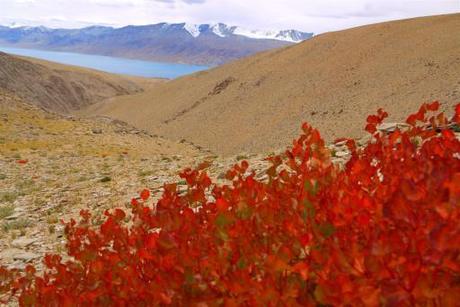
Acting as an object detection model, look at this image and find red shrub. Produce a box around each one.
[1,102,460,306]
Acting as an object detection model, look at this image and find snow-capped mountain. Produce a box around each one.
[0,22,313,65]
[181,23,311,43]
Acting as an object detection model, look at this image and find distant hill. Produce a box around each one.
[0,23,313,66]
[0,52,144,113]
[82,14,460,155]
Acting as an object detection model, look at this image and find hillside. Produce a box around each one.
[83,13,460,155]
[0,23,313,66]
[0,90,201,270]
[0,52,145,113]
[0,90,278,271]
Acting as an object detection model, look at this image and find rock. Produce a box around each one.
[378,123,410,133]
[4,212,22,221]
[92,128,103,134]
[332,158,347,165]
[0,248,40,262]
[333,140,348,147]
[357,135,371,146]
[11,237,38,248]
[256,174,269,182]
[335,151,349,158]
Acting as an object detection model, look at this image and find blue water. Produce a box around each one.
[0,46,209,79]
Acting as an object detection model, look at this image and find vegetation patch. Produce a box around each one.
[0,205,14,220]
[0,192,18,204]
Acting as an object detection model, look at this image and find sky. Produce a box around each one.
[0,0,458,33]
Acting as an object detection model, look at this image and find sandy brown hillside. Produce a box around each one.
[83,13,460,155]
[0,52,148,113]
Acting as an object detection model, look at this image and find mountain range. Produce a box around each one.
[2,14,458,155]
[0,23,313,66]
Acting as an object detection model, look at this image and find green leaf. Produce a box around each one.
[185,268,194,284]
[303,200,316,220]
[237,258,247,269]
[237,207,252,220]
[215,213,230,228]
[319,223,336,238]
[314,285,326,304]
[304,180,319,196]
[217,229,229,242]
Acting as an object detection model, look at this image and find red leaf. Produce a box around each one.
[426,101,440,111]
[367,115,380,125]
[453,103,460,123]
[138,249,155,260]
[216,198,229,212]
[293,262,309,280]
[442,129,455,140]
[145,233,158,249]
[406,114,418,126]
[114,208,126,220]
[100,217,115,235]
[140,189,150,201]
[300,233,311,246]
[365,123,377,134]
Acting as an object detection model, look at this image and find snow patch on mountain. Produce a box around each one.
[183,23,200,38]
[233,28,281,41]
[210,24,229,38]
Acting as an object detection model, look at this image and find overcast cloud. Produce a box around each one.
[0,0,458,33]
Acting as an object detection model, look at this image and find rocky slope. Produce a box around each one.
[82,13,460,155]
[0,91,201,271]
[0,90,288,273]
[0,52,144,113]
[3,89,459,277]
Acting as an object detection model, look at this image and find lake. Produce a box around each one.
[0,46,209,79]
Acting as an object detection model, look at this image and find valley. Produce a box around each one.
[0,11,459,305]
[81,13,460,155]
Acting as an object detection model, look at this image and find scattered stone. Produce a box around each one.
[335,151,349,158]
[11,237,38,248]
[334,140,348,147]
[4,212,22,221]
[92,128,103,134]
[378,123,410,133]
[0,248,40,262]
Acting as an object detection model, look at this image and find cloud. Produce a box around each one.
[0,0,458,33]
[182,0,206,4]
[131,0,206,3]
